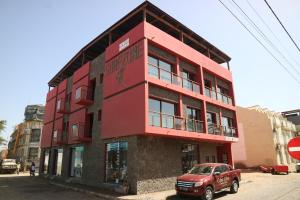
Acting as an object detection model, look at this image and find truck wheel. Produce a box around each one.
[202,186,214,200]
[230,180,239,193]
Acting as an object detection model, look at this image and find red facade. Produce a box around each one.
[42,20,238,155]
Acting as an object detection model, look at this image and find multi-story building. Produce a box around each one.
[8,105,44,170]
[282,109,300,137]
[232,106,297,171]
[40,2,239,194]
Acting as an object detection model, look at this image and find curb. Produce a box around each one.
[50,181,118,200]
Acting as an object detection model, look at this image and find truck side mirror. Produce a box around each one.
[214,171,221,176]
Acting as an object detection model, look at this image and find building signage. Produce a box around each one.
[105,40,143,83]
[119,38,129,52]
[287,137,300,160]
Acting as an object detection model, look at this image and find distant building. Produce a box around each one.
[232,106,297,171]
[0,149,8,160]
[282,109,300,137]
[8,104,44,170]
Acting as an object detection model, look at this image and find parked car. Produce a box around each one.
[175,163,241,200]
[259,165,289,175]
[0,159,17,174]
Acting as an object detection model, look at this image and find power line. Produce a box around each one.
[217,0,300,84]
[228,0,300,76]
[264,0,300,54]
[246,0,300,70]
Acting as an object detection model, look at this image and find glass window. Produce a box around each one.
[28,147,39,160]
[30,129,41,142]
[43,150,50,174]
[149,98,160,112]
[105,142,128,184]
[159,60,172,72]
[57,99,61,111]
[181,144,199,173]
[70,146,84,177]
[148,56,158,66]
[56,149,63,176]
[161,101,175,115]
[75,88,81,100]
[72,124,78,137]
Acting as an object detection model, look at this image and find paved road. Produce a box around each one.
[0,173,101,200]
[1,172,300,200]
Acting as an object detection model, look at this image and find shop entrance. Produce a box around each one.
[181,144,199,173]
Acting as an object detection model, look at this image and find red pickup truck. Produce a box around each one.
[176,163,241,200]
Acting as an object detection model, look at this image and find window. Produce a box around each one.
[54,148,63,176]
[207,112,218,134]
[186,107,201,132]
[57,99,61,111]
[181,144,199,173]
[43,150,50,174]
[28,147,39,160]
[70,146,84,177]
[72,124,79,137]
[87,113,94,137]
[105,142,128,184]
[205,156,210,162]
[211,155,216,163]
[90,79,96,100]
[148,56,173,83]
[148,98,176,128]
[181,70,195,90]
[98,110,102,121]
[100,73,104,84]
[222,116,234,136]
[75,88,81,100]
[53,130,58,142]
[30,129,41,142]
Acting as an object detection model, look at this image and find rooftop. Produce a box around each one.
[48,1,231,87]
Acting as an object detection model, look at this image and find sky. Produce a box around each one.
[0,0,300,145]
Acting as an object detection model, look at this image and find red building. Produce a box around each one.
[40,2,239,194]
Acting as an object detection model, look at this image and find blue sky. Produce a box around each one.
[0,0,300,143]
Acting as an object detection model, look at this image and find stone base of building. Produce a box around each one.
[39,135,232,194]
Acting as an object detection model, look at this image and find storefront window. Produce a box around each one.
[56,149,63,176]
[70,146,84,177]
[181,144,199,173]
[105,142,128,184]
[43,150,50,174]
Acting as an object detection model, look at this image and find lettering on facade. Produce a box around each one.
[119,38,130,52]
[105,41,143,84]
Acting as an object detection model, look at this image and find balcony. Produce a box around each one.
[148,111,204,133]
[148,64,201,94]
[71,123,92,142]
[56,98,69,114]
[74,86,93,105]
[208,124,238,137]
[205,87,233,105]
[53,130,67,145]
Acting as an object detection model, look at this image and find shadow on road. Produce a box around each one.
[166,191,230,200]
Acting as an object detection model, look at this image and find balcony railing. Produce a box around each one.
[148,111,204,133]
[74,86,93,105]
[72,123,92,142]
[207,124,238,137]
[148,64,201,94]
[205,87,233,105]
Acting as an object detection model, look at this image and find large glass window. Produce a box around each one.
[28,147,39,160]
[30,129,41,142]
[181,144,199,173]
[207,112,218,134]
[186,107,201,132]
[222,116,234,136]
[148,56,173,83]
[148,98,176,128]
[43,150,50,174]
[70,146,84,177]
[55,149,63,176]
[105,142,128,184]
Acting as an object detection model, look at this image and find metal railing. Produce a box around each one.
[207,123,237,137]
[204,87,233,105]
[148,64,201,94]
[148,111,204,133]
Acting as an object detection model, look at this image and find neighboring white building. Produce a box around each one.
[248,106,297,170]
